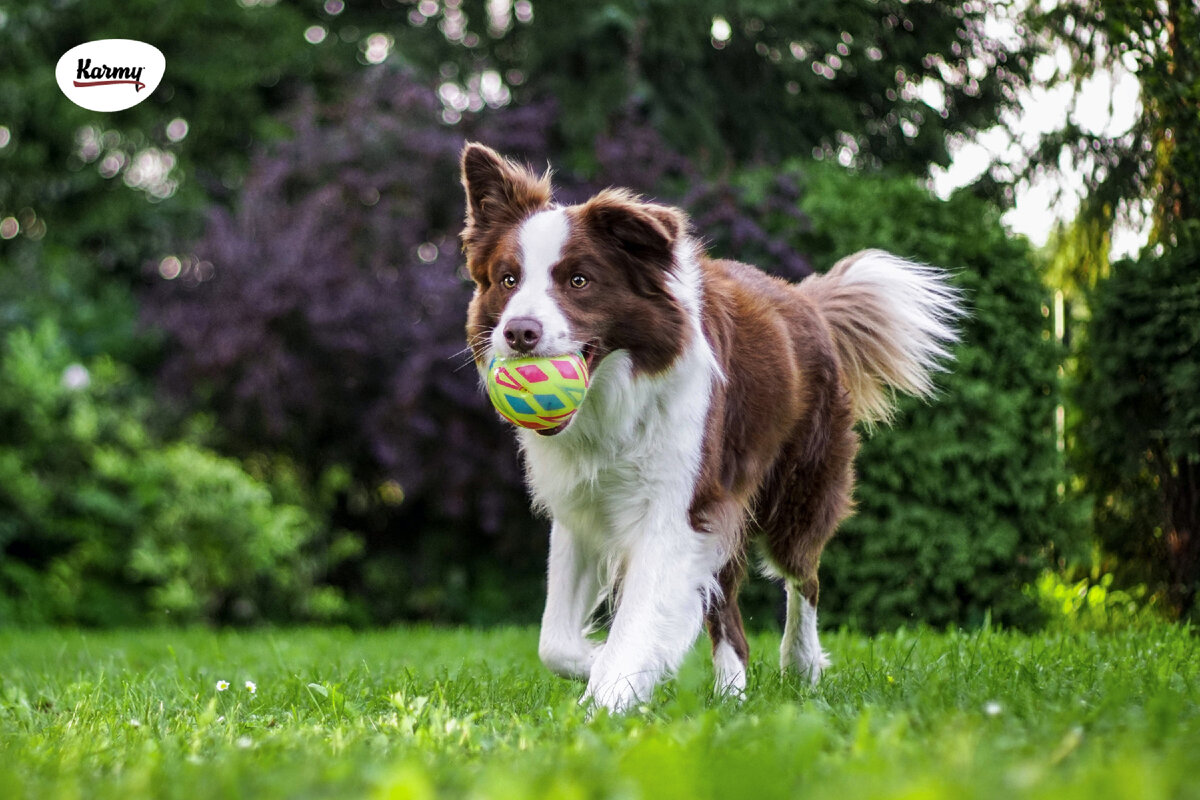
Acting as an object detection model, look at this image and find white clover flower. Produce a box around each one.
[216,680,230,692]
[236,736,253,749]
[984,701,1003,716]
[245,680,257,694]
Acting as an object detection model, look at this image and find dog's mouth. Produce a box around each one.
[534,341,603,438]
[580,340,603,376]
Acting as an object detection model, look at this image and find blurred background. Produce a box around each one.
[0,0,1195,631]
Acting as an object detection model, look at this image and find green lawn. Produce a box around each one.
[1,625,1197,799]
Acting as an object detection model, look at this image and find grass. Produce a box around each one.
[1,625,1197,799]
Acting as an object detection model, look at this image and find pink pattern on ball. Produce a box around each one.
[516,364,549,383]
[550,359,579,381]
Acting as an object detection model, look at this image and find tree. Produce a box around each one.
[1013,0,1200,243]
[371,0,1036,174]
[1072,232,1200,617]
[1014,0,1200,616]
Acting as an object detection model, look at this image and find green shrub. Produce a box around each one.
[1027,569,1164,631]
[0,320,353,625]
[737,163,1082,630]
[1071,228,1200,618]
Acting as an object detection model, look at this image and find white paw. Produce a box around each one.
[539,640,601,681]
[805,650,832,686]
[712,640,747,700]
[781,647,831,686]
[580,669,652,715]
[713,678,747,702]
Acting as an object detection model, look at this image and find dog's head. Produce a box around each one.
[460,144,691,404]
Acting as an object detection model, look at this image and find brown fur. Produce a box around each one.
[797,250,956,425]
[461,146,552,285]
[561,193,690,374]
[689,258,859,661]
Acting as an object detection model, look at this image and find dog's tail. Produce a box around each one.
[797,249,964,426]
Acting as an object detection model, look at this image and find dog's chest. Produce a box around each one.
[521,352,714,546]
[528,444,641,547]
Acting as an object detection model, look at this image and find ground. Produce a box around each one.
[0,625,1197,799]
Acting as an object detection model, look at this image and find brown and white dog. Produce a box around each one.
[459,143,962,713]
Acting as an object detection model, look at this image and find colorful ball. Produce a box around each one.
[486,353,590,433]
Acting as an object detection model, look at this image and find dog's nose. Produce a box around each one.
[503,317,543,353]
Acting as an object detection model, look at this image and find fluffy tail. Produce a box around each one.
[797,249,964,425]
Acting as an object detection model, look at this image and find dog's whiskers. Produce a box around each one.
[449,331,493,373]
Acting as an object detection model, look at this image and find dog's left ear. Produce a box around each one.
[580,190,686,261]
[579,190,688,298]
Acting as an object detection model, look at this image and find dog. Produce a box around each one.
[459,143,962,713]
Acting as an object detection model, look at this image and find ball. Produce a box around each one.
[486,352,590,433]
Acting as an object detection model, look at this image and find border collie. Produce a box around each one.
[459,143,962,713]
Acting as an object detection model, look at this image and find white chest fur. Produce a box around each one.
[520,339,715,559]
[516,241,731,712]
[524,339,729,711]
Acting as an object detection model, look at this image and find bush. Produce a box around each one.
[1027,569,1163,631]
[737,163,1081,630]
[1072,229,1200,618]
[0,320,352,625]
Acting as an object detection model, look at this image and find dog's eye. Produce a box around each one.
[500,274,517,289]
[570,274,589,289]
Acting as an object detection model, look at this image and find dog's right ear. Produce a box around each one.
[460,143,551,260]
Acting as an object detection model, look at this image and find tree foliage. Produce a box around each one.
[1072,229,1200,617]
[1018,0,1200,616]
[1018,0,1200,241]
[517,0,1034,172]
[356,0,1035,174]
[0,0,341,369]
[0,0,330,266]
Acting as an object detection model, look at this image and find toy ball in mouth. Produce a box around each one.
[486,353,590,435]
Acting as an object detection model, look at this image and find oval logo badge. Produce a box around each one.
[56,39,165,112]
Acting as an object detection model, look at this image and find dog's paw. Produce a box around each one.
[805,649,832,686]
[712,642,747,700]
[580,669,652,716]
[781,647,831,686]
[712,680,747,703]
[539,640,601,681]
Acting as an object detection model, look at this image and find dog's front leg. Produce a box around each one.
[538,520,602,680]
[582,520,719,713]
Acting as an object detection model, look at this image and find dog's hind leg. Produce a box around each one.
[780,576,830,685]
[706,560,749,698]
[762,418,858,685]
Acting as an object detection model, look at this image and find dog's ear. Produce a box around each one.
[579,190,685,261]
[460,143,551,260]
[579,191,687,296]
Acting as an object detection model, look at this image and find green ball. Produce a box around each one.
[486,353,590,433]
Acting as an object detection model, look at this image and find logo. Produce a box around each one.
[56,39,165,112]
